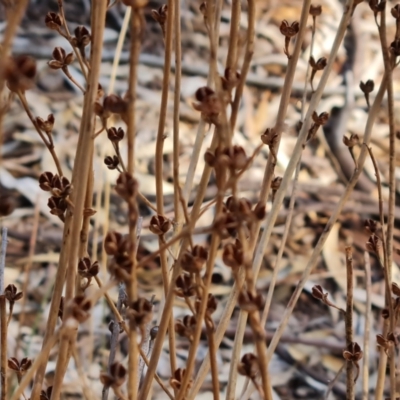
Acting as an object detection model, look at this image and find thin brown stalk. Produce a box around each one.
[71,345,93,400]
[223,0,311,397]
[175,222,223,399]
[143,148,218,386]
[35,3,108,399]
[153,0,178,379]
[264,67,386,363]
[171,0,183,257]
[226,0,241,70]
[366,146,391,312]
[181,0,223,203]
[324,362,345,399]
[15,90,63,177]
[375,0,396,322]
[57,0,88,81]
[102,284,124,400]
[345,246,355,400]
[0,227,8,400]
[378,7,397,399]
[362,251,371,400]
[139,155,218,398]
[121,1,145,396]
[16,195,40,351]
[230,0,254,132]
[205,319,220,400]
[367,144,393,400]
[0,0,29,169]
[62,67,86,93]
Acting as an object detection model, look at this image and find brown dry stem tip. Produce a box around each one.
[279,20,300,58]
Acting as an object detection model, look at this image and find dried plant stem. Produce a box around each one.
[375,14,398,400]
[367,145,393,400]
[108,7,131,95]
[153,0,178,378]
[124,2,145,397]
[362,251,371,400]
[264,65,385,362]
[102,284,124,400]
[140,156,217,398]
[205,320,220,400]
[345,246,354,400]
[225,0,241,69]
[0,0,29,168]
[0,227,8,400]
[30,217,73,398]
[171,0,182,243]
[16,196,40,351]
[367,146,392,315]
[57,0,88,81]
[52,2,106,391]
[230,0,254,131]
[324,362,345,399]
[15,90,63,177]
[376,0,396,328]
[175,226,223,400]
[181,0,222,203]
[224,0,311,396]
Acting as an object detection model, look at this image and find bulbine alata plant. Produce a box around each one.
[0,0,399,399]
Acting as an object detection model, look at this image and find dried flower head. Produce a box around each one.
[45,12,62,30]
[104,231,124,256]
[279,20,300,57]
[104,155,120,170]
[175,274,197,298]
[366,234,380,253]
[193,86,223,125]
[393,282,400,297]
[343,133,359,148]
[69,295,91,323]
[48,47,74,70]
[4,284,23,303]
[238,289,264,312]
[237,353,259,379]
[36,114,55,134]
[390,40,400,57]
[107,127,125,143]
[309,4,322,17]
[222,240,244,270]
[100,362,127,388]
[170,368,192,392]
[149,214,172,235]
[376,333,396,356]
[364,219,377,234]
[40,386,53,400]
[71,26,91,52]
[152,5,168,36]
[8,357,32,376]
[181,245,208,274]
[221,67,241,92]
[3,55,36,92]
[115,172,138,201]
[47,196,68,220]
[78,257,99,279]
[0,194,16,217]
[175,315,197,341]
[127,297,153,333]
